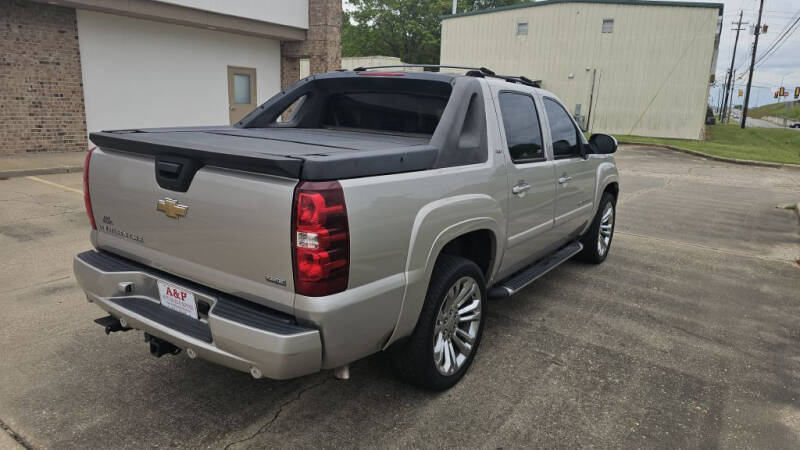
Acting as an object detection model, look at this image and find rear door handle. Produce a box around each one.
[512,182,531,195]
[558,175,573,184]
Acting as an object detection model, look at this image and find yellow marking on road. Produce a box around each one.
[25,176,83,195]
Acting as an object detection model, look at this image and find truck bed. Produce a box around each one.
[89,126,438,181]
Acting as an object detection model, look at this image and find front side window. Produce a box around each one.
[543,98,582,159]
[498,92,544,163]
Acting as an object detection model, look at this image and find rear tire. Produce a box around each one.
[577,192,616,264]
[392,254,486,390]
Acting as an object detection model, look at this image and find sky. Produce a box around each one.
[343,0,800,108]
[695,0,800,108]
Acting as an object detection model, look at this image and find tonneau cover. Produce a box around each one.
[89,127,438,181]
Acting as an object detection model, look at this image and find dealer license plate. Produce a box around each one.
[157,280,198,319]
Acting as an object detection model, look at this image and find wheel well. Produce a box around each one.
[439,229,495,279]
[604,182,619,200]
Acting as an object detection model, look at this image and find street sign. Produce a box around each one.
[780,87,786,97]
[738,89,743,97]
[795,87,800,99]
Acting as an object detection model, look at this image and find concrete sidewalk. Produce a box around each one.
[0,151,86,179]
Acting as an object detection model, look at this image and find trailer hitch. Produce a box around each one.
[144,333,181,357]
[94,315,132,335]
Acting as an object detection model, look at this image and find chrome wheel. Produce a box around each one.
[433,276,482,376]
[598,202,614,256]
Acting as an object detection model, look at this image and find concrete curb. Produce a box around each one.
[796,202,800,226]
[0,164,83,179]
[618,141,800,171]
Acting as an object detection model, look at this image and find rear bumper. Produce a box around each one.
[73,251,322,380]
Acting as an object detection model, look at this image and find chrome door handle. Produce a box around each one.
[511,183,531,195]
[558,175,573,184]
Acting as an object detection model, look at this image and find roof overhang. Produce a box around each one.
[31,0,307,41]
[442,0,724,20]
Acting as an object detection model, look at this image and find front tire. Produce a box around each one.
[577,192,616,264]
[392,254,486,390]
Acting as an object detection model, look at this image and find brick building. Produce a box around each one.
[0,0,341,155]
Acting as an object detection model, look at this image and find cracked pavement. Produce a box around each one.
[1,148,799,448]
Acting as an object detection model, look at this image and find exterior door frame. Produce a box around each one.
[227,66,257,125]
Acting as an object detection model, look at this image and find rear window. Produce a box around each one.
[323,92,448,135]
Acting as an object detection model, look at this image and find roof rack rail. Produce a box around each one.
[350,64,496,75]
[348,64,540,88]
[489,74,542,88]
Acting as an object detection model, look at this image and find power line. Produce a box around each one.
[753,15,800,69]
[734,8,800,79]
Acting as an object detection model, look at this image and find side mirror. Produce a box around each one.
[589,134,618,154]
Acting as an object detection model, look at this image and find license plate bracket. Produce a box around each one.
[157,280,198,319]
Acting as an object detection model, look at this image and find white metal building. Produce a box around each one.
[441,0,722,139]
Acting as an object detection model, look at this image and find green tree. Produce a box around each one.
[343,0,526,65]
[456,0,527,12]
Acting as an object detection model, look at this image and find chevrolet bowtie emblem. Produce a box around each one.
[156,198,188,219]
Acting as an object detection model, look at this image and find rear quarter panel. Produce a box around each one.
[338,154,508,350]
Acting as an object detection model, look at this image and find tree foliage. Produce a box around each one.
[342,0,527,65]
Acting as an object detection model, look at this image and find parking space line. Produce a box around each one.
[25,176,82,195]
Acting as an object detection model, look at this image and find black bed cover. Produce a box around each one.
[89,126,438,181]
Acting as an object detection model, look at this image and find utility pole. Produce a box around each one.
[741,0,765,129]
[727,70,736,119]
[721,10,745,123]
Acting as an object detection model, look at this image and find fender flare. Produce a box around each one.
[582,161,619,234]
[383,194,505,347]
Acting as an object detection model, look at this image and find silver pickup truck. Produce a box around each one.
[74,67,619,390]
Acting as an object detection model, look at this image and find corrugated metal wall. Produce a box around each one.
[441,3,720,139]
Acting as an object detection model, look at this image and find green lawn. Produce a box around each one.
[749,101,800,121]
[609,124,800,165]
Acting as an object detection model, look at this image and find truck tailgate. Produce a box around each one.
[88,147,297,313]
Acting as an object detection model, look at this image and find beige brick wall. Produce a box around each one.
[0,0,87,155]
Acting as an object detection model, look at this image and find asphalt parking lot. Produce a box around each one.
[1,146,799,449]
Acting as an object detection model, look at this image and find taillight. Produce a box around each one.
[83,147,97,230]
[292,181,349,296]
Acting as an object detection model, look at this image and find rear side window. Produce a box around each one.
[498,92,544,163]
[323,92,448,135]
[543,98,581,159]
